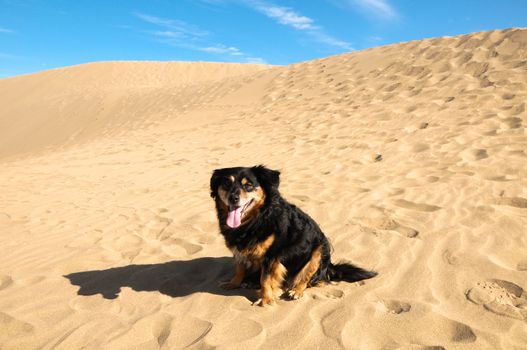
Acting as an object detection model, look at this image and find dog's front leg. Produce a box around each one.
[220,262,246,290]
[256,258,286,306]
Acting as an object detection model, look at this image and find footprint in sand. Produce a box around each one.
[171,238,203,255]
[412,143,430,153]
[393,199,441,212]
[501,116,522,129]
[462,148,488,161]
[166,316,213,349]
[485,175,515,182]
[466,279,527,321]
[361,213,419,238]
[502,92,515,100]
[206,318,263,347]
[312,288,345,300]
[517,260,527,271]
[380,299,411,314]
[450,321,477,343]
[442,250,460,266]
[494,196,527,208]
[426,176,440,183]
[0,312,34,338]
[0,274,13,290]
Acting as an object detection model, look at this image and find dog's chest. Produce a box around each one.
[229,234,275,270]
[230,247,257,270]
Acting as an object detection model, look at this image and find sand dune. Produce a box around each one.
[0,61,270,159]
[1,28,526,349]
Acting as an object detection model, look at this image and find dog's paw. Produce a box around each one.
[252,296,275,307]
[241,281,260,289]
[219,281,241,290]
[286,289,304,300]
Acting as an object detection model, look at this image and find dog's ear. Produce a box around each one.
[210,169,222,199]
[252,165,280,189]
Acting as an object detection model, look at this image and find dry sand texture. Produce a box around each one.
[1,28,527,349]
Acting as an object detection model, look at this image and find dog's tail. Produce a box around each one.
[327,262,377,283]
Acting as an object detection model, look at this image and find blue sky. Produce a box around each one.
[1,0,526,78]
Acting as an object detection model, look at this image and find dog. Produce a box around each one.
[210,165,377,306]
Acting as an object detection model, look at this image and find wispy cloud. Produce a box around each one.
[245,1,353,51]
[245,57,267,64]
[0,27,15,34]
[252,4,315,30]
[133,12,267,64]
[199,44,244,56]
[149,30,184,39]
[349,0,398,19]
[134,13,208,38]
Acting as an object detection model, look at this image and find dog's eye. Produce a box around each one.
[221,178,231,188]
[244,183,254,192]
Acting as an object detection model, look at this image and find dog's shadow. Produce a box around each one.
[64,257,258,300]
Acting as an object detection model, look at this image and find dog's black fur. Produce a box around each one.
[210,165,376,305]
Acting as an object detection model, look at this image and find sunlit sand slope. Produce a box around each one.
[0,28,526,349]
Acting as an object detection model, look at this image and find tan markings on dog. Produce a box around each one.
[241,177,248,185]
[240,186,266,224]
[216,187,229,214]
[217,187,228,205]
[229,175,235,182]
[259,260,287,306]
[242,233,275,259]
[217,179,265,226]
[231,234,275,270]
[287,246,322,300]
[221,262,246,290]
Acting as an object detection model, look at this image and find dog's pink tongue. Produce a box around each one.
[226,207,242,228]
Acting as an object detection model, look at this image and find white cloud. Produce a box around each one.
[244,57,268,64]
[200,44,244,56]
[351,0,397,19]
[133,13,267,63]
[198,44,267,63]
[310,31,354,51]
[150,30,184,38]
[254,4,316,30]
[246,1,353,51]
[134,13,208,38]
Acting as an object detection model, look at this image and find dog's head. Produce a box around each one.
[210,165,280,229]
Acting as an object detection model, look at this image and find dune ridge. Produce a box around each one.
[0,28,526,349]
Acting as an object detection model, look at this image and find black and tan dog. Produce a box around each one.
[210,165,377,306]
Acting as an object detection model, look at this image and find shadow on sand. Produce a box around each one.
[64,257,258,301]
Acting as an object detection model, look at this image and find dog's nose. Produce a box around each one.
[229,193,239,203]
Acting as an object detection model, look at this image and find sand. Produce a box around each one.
[0,28,526,349]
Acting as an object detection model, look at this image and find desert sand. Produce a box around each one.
[0,28,526,349]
